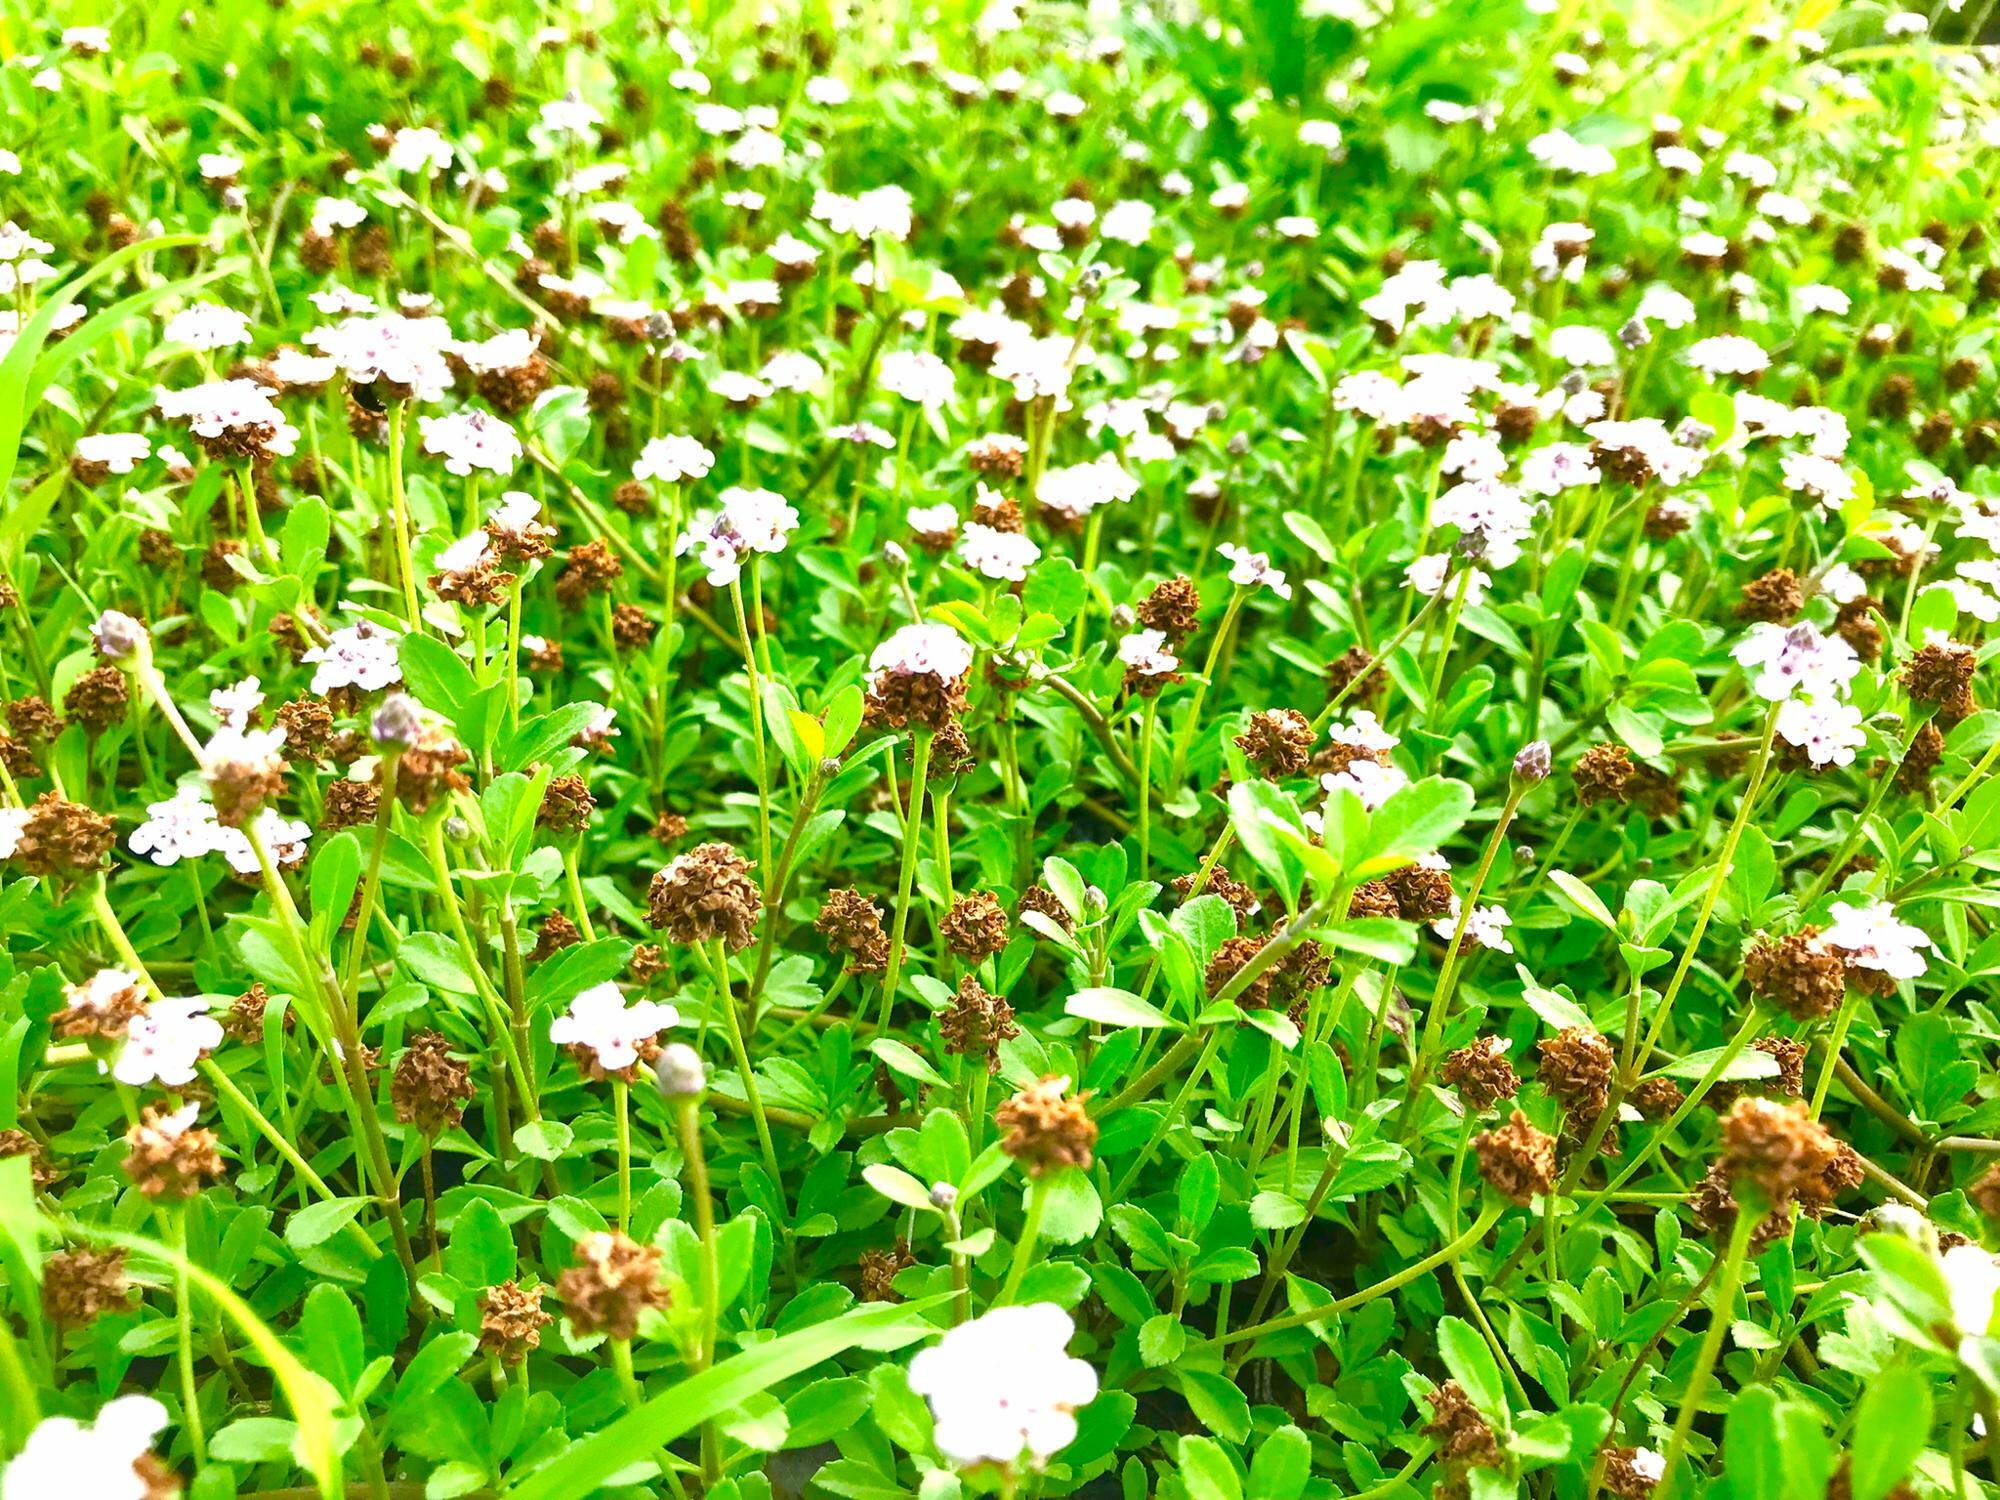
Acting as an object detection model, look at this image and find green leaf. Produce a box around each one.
[445,1198,516,1287]
[1438,1317,1506,1422]
[1180,1434,1245,1500]
[1546,870,1617,930]
[862,1164,937,1212]
[513,1121,574,1161]
[285,1197,368,1252]
[1848,1365,1933,1500]
[1066,987,1175,1029]
[506,1298,950,1500]
[1248,1425,1313,1500]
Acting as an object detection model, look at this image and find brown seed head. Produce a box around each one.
[995,1075,1096,1177]
[647,842,761,950]
[557,1231,672,1341]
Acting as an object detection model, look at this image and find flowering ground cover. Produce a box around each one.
[4,0,2000,1497]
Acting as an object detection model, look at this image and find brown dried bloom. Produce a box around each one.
[479,1280,553,1364]
[859,1238,917,1302]
[815,889,890,973]
[1385,862,1455,922]
[54,968,149,1040]
[1903,641,1976,724]
[1135,576,1200,646]
[1718,1097,1839,1207]
[1424,1380,1502,1469]
[555,539,624,607]
[12,792,116,877]
[321,778,381,832]
[391,1030,476,1137]
[995,1075,1096,1177]
[42,1245,132,1327]
[1745,928,1848,1021]
[1735,568,1803,623]
[647,842,761,950]
[123,1105,225,1200]
[203,730,289,829]
[5,695,60,743]
[1206,934,1273,1009]
[1474,1109,1558,1204]
[275,697,337,761]
[531,913,583,962]
[1600,1445,1664,1499]
[940,891,1009,963]
[1573,743,1634,806]
[557,1231,672,1341]
[1537,1027,1616,1120]
[1176,868,1260,928]
[1969,1162,2000,1219]
[0,1128,59,1189]
[393,727,472,814]
[1234,709,1314,780]
[1442,1036,1520,1111]
[537,773,596,833]
[940,975,1019,1074]
[1690,1161,1793,1253]
[63,665,130,733]
[1016,884,1075,934]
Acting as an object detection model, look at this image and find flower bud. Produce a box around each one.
[90,609,148,664]
[653,1042,707,1098]
[371,692,423,749]
[1512,740,1552,785]
[928,1181,958,1211]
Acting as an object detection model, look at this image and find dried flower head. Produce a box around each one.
[556,1230,671,1341]
[995,1075,1097,1177]
[647,842,762,950]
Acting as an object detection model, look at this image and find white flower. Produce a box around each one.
[804,75,850,106]
[1324,756,1409,811]
[1731,621,1859,702]
[1099,200,1156,245]
[210,676,264,730]
[164,302,252,350]
[215,811,311,876]
[810,185,913,241]
[131,788,222,866]
[1823,900,1932,981]
[1686,335,1770,378]
[1118,629,1179,678]
[635,435,716,485]
[305,313,456,402]
[61,27,113,55]
[1037,457,1138,521]
[1,1395,170,1500]
[1781,452,1852,509]
[302,620,403,695]
[549,983,679,1072]
[871,624,974,683]
[1775,695,1865,768]
[1528,128,1615,176]
[878,351,956,408]
[387,126,453,175]
[539,95,602,138]
[907,1304,1099,1470]
[434,532,492,573]
[1217,543,1292,599]
[418,410,522,477]
[156,379,298,456]
[760,351,824,393]
[0,807,26,861]
[710,370,771,404]
[115,996,224,1088]
[1549,325,1616,369]
[1636,285,1697,329]
[75,433,150,474]
[59,969,146,1031]
[908,504,958,538]
[1943,1245,2000,1344]
[958,523,1040,583]
[1432,900,1513,954]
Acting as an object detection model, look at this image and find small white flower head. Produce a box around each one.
[878,351,957,408]
[906,1303,1099,1470]
[1432,900,1514,954]
[156,379,299,457]
[653,1041,708,1097]
[130,787,222,866]
[1037,456,1138,522]
[163,302,252,351]
[1731,621,1859,703]
[958,523,1040,583]
[302,619,403,695]
[419,410,522,477]
[210,675,264,730]
[870,624,975,684]
[115,996,225,1088]
[62,26,113,56]
[1217,542,1292,599]
[387,125,453,175]
[549,982,680,1073]
[1823,899,1932,982]
[1,1395,171,1500]
[1099,200,1156,245]
[1686,334,1770,378]
[1118,629,1179,678]
[1775,694,1865,769]
[635,435,716,485]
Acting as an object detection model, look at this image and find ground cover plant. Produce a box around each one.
[5,0,2000,1496]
